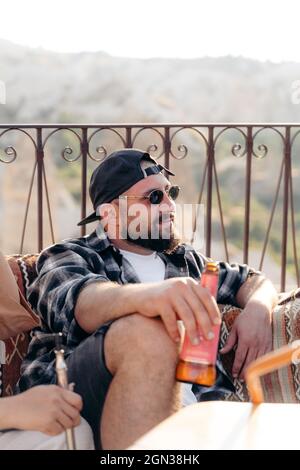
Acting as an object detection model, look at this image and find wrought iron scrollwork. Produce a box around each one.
[42,128,83,162]
[88,128,126,161]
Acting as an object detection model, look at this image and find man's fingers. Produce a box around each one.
[161,305,181,343]
[263,344,272,356]
[220,327,237,354]
[242,346,269,380]
[256,344,271,361]
[192,283,221,326]
[171,296,198,345]
[182,289,215,340]
[239,349,257,379]
[232,344,248,378]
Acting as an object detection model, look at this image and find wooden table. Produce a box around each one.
[129,401,300,450]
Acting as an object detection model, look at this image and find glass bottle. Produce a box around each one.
[176,261,220,386]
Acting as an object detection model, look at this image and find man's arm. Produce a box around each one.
[235,273,278,310]
[75,276,221,345]
[29,242,218,347]
[220,274,278,379]
[75,281,139,333]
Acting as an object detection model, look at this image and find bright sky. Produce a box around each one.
[1,0,300,62]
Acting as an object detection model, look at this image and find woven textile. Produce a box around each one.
[220,289,300,403]
[0,254,38,396]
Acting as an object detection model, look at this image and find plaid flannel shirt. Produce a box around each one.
[18,229,252,392]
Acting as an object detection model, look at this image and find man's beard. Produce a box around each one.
[125,225,181,253]
[119,211,181,253]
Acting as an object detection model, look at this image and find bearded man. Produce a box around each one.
[18,149,277,449]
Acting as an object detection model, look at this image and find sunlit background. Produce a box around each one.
[1,0,300,61]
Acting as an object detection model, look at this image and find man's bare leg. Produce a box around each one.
[101,314,181,450]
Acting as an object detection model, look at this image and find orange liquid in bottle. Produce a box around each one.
[176,262,220,386]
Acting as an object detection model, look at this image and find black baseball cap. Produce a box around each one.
[77,148,175,226]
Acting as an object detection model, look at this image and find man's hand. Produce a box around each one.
[133,277,221,344]
[8,385,82,435]
[220,302,273,379]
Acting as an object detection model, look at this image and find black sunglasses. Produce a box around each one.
[120,185,180,205]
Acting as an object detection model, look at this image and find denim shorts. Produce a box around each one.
[66,322,113,449]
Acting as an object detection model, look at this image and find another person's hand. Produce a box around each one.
[134,277,221,344]
[220,303,272,379]
[9,385,82,435]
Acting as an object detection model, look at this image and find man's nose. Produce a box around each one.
[162,192,176,210]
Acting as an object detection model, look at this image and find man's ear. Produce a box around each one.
[99,203,117,222]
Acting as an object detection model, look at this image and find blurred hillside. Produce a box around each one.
[1,38,300,123]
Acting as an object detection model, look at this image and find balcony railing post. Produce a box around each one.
[126,127,132,148]
[206,126,214,258]
[80,128,88,237]
[36,128,44,252]
[244,126,253,264]
[281,126,291,291]
[164,127,171,175]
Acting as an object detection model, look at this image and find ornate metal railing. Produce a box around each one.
[0,123,299,291]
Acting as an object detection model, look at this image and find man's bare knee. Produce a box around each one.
[104,314,178,376]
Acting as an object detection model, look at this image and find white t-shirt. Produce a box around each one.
[119,249,165,283]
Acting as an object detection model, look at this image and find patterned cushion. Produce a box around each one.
[0,254,39,397]
[220,288,300,403]
[7,254,39,299]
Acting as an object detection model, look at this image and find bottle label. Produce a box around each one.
[179,323,220,363]
[179,268,220,365]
